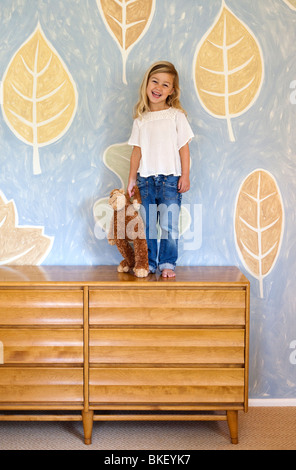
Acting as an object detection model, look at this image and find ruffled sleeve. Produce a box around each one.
[128,119,141,147]
[176,111,194,150]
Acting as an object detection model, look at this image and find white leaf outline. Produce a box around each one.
[283,0,296,11]
[97,0,156,84]
[234,169,284,298]
[193,0,264,142]
[1,23,78,175]
[103,141,132,189]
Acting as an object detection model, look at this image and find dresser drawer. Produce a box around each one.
[0,290,83,325]
[0,368,83,403]
[89,328,245,365]
[89,289,246,326]
[0,329,83,364]
[89,368,245,405]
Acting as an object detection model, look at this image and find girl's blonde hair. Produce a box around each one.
[133,61,186,118]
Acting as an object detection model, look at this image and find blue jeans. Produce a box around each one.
[136,174,182,273]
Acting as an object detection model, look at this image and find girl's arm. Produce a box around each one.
[178,143,190,193]
[127,146,141,197]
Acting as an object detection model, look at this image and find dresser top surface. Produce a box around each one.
[0,266,249,287]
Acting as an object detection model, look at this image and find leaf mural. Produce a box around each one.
[93,142,191,238]
[93,143,131,239]
[193,0,263,141]
[0,191,53,265]
[234,169,284,298]
[97,0,156,84]
[104,142,133,188]
[1,24,77,175]
[283,0,296,11]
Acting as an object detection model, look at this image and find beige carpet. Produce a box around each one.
[0,407,295,450]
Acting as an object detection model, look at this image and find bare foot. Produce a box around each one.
[161,269,176,278]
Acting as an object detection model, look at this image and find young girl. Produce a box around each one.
[127,61,194,278]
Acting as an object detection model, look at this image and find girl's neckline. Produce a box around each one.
[149,107,172,113]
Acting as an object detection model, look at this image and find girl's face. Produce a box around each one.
[146,72,174,111]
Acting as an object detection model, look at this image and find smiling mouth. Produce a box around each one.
[152,91,161,98]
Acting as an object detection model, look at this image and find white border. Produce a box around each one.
[249,399,296,407]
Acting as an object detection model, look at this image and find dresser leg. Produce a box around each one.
[227,410,238,444]
[82,410,94,445]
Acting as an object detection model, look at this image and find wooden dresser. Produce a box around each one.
[0,266,249,445]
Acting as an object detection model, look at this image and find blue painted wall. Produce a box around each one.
[0,0,295,399]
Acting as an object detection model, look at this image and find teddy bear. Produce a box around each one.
[107,185,149,278]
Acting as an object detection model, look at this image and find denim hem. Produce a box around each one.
[149,265,157,274]
[159,263,175,271]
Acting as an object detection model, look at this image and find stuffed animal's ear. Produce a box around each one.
[108,189,116,205]
[109,189,125,208]
[110,188,125,196]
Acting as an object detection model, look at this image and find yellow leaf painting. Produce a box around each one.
[193,0,263,141]
[0,191,53,265]
[234,169,284,298]
[283,0,296,10]
[97,0,155,84]
[2,24,77,174]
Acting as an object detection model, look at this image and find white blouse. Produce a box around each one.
[128,107,194,177]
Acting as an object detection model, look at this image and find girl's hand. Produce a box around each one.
[179,143,190,193]
[178,175,190,193]
[127,180,136,197]
[127,146,141,197]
